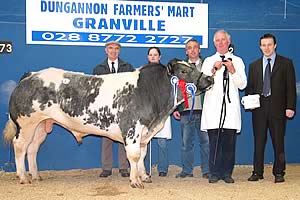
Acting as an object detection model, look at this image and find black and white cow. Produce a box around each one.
[3,59,213,188]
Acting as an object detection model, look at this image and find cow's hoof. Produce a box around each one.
[130,182,144,189]
[19,178,31,184]
[142,176,152,183]
[32,175,43,182]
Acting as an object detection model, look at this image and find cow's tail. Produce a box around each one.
[3,117,17,143]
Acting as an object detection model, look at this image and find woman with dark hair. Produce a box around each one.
[147,47,172,177]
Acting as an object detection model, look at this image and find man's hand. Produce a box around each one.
[286,109,295,118]
[173,111,181,120]
[222,59,236,74]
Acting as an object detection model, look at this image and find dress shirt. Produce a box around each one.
[262,53,275,78]
[108,59,118,73]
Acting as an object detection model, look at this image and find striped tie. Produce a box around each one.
[262,58,271,97]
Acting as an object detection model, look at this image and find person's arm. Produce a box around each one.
[119,58,135,72]
[173,103,185,120]
[285,59,297,118]
[128,63,135,72]
[229,57,247,90]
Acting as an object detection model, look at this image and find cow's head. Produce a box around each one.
[167,58,214,94]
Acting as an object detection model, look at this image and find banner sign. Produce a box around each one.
[26,0,208,48]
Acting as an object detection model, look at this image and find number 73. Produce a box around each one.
[0,41,13,54]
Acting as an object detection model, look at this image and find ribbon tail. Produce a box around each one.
[189,91,195,120]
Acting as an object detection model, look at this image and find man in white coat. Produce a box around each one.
[201,30,247,183]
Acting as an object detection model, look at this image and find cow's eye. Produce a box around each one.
[181,70,187,74]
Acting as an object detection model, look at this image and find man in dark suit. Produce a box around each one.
[93,41,135,177]
[246,33,296,183]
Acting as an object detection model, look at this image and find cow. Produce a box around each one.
[3,59,214,188]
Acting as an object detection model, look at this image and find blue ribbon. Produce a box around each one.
[186,83,197,120]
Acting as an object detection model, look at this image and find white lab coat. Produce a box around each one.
[200,52,247,133]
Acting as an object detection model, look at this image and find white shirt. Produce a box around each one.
[200,52,247,133]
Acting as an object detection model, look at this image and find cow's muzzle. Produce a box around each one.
[196,73,214,93]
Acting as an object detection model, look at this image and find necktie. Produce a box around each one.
[111,62,116,73]
[262,58,271,97]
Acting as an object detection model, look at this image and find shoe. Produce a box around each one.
[274,175,285,183]
[208,175,219,183]
[248,173,264,181]
[119,169,130,177]
[223,176,234,183]
[159,172,167,177]
[175,172,193,178]
[202,173,210,179]
[99,170,112,177]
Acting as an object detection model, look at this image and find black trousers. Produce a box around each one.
[252,96,286,176]
[208,128,237,178]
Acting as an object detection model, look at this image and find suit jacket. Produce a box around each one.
[246,54,297,119]
[93,58,135,75]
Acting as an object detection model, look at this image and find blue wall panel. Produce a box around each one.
[0,0,299,171]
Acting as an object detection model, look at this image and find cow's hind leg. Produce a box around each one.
[27,120,50,182]
[13,124,38,184]
[139,143,152,183]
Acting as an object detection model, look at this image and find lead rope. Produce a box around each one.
[213,67,231,165]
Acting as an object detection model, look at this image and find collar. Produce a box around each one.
[263,53,276,63]
[216,51,231,60]
[188,58,201,65]
[108,58,118,65]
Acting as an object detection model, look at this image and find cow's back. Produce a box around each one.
[9,68,140,134]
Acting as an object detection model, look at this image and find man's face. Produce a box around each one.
[214,32,230,54]
[260,38,276,57]
[186,41,200,60]
[105,44,120,61]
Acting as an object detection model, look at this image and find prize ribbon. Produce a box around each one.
[178,80,188,108]
[170,76,179,106]
[186,83,197,120]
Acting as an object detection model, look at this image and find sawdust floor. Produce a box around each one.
[0,165,299,200]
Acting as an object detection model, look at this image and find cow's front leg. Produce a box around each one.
[124,124,145,189]
[127,151,143,188]
[138,143,152,183]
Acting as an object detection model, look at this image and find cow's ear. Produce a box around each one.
[167,58,179,75]
[166,62,173,75]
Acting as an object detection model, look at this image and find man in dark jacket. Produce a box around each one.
[246,33,296,183]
